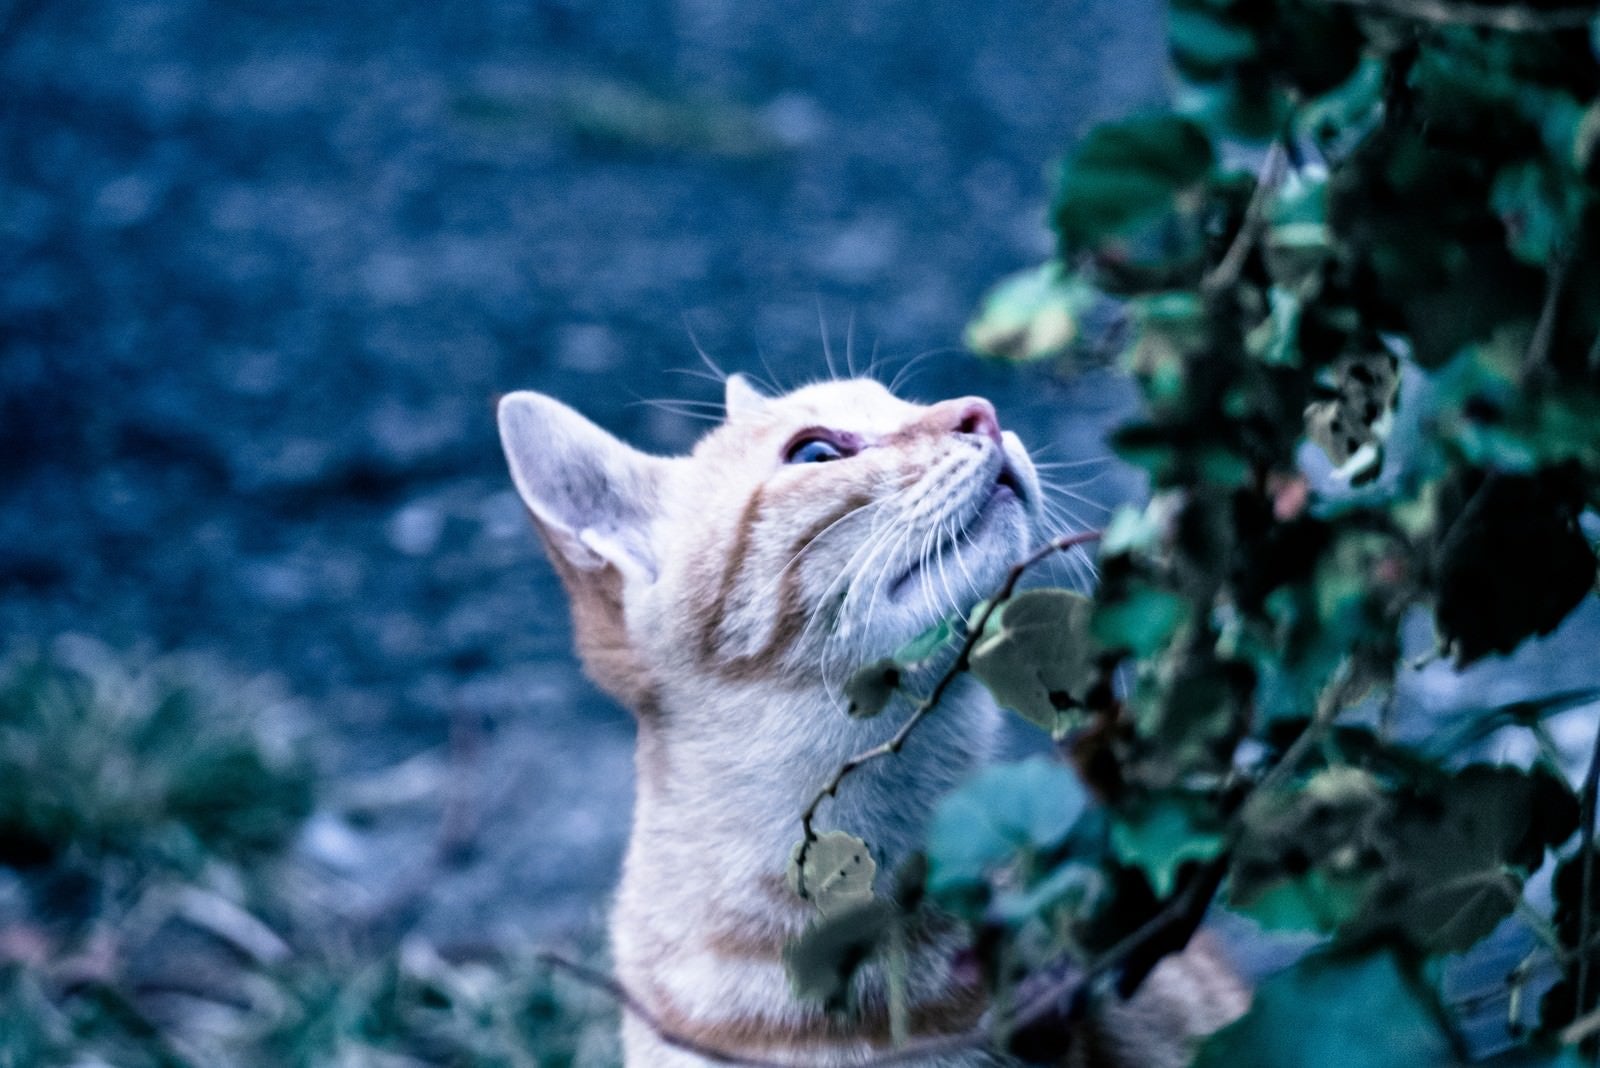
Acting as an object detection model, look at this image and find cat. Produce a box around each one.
[497,373,1247,1067]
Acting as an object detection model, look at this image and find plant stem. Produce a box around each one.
[794,529,1103,897]
[1201,142,1288,300]
[1576,716,1600,1022]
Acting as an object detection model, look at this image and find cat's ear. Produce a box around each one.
[497,392,667,585]
[724,373,769,421]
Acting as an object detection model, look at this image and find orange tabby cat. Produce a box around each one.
[498,374,1246,1067]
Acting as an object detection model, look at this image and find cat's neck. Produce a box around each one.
[608,673,1001,1063]
[632,671,998,894]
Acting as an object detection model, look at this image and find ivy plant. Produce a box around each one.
[788,0,1600,1063]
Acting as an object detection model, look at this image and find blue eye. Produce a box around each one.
[786,437,845,464]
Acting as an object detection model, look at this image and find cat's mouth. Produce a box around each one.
[996,462,1025,502]
[885,466,1028,603]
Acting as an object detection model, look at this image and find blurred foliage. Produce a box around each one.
[0,638,618,1067]
[791,0,1600,1063]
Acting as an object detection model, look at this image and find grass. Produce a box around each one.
[0,636,619,1067]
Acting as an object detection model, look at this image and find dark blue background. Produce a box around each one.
[1,0,1161,942]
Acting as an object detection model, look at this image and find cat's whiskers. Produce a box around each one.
[886,347,962,395]
[950,512,985,611]
[844,310,858,379]
[766,494,895,592]
[1032,456,1114,471]
[803,490,917,643]
[628,397,727,424]
[1032,474,1114,516]
[1033,493,1101,592]
[814,509,921,693]
[932,514,962,626]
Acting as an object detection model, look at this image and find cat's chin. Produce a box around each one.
[874,489,1031,646]
[887,491,1026,595]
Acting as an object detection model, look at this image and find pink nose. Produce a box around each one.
[948,397,1003,446]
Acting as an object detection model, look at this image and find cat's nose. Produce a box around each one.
[929,397,1003,447]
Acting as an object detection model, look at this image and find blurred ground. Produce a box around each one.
[1,0,1162,945]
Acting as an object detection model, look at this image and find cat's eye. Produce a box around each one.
[785,437,846,464]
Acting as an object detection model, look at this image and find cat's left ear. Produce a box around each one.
[497,392,667,585]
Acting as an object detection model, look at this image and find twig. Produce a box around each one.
[1317,0,1600,31]
[560,649,1376,1066]
[793,529,1104,898]
[1252,659,1363,800]
[1004,849,1231,1038]
[536,953,985,1068]
[1201,142,1289,300]
[1525,256,1570,381]
[1576,716,1600,1020]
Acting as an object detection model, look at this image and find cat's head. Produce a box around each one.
[497,375,1041,711]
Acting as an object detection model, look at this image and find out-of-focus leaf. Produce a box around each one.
[894,619,955,665]
[1491,159,1587,265]
[1432,470,1596,664]
[1233,763,1574,951]
[965,262,1097,362]
[1090,582,1187,658]
[1053,115,1214,254]
[927,757,1087,893]
[1169,7,1257,70]
[1194,950,1456,1068]
[1229,767,1387,933]
[1296,55,1384,151]
[1110,792,1226,897]
[1124,292,1208,406]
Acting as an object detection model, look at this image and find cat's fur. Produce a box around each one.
[498,375,1247,1067]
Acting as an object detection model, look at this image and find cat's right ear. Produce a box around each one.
[497,392,667,585]
[724,373,769,421]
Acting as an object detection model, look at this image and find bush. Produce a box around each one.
[789,2,1600,1064]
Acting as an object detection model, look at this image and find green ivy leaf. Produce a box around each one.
[1111,791,1226,897]
[787,831,878,916]
[1230,767,1387,933]
[1169,6,1257,71]
[1233,763,1575,951]
[1053,114,1215,255]
[927,757,1088,893]
[969,589,1099,733]
[1194,950,1456,1068]
[1090,582,1187,657]
[893,618,955,664]
[1491,159,1587,265]
[1348,765,1575,954]
[843,659,900,719]
[783,899,898,1008]
[965,262,1098,361]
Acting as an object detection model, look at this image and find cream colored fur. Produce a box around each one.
[498,376,1247,1067]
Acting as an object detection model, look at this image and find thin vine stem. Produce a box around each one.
[1201,141,1288,300]
[547,645,1382,1067]
[1576,716,1600,1021]
[793,528,1104,897]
